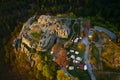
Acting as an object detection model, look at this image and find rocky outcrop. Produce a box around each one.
[13,15,72,52]
[13,15,119,80]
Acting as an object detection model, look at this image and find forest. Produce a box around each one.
[0,0,120,80]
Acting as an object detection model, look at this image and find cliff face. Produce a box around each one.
[13,15,71,53]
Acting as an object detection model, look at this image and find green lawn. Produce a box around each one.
[68,68,91,80]
[67,48,90,80]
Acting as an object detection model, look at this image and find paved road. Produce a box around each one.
[82,37,96,80]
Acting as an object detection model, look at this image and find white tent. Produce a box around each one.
[84,65,87,70]
[76,57,82,61]
[69,66,74,70]
[71,55,75,59]
[75,51,79,55]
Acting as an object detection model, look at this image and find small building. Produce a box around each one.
[69,66,74,70]
[73,60,79,63]
[79,37,82,40]
[55,48,69,67]
[73,60,76,63]
[71,55,75,59]
[70,50,74,53]
[75,51,79,55]
[76,57,82,62]
[84,65,87,70]
[67,52,70,55]
[79,64,84,69]
[88,28,94,38]
[50,51,53,54]
[74,38,79,43]
[52,57,55,61]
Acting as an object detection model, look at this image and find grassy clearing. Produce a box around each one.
[30,32,41,39]
[68,69,91,80]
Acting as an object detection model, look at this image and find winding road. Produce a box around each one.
[82,37,96,80]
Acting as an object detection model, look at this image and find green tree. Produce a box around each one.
[57,70,72,80]
[42,65,53,80]
[37,63,44,71]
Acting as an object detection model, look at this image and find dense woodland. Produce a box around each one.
[0,0,120,80]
